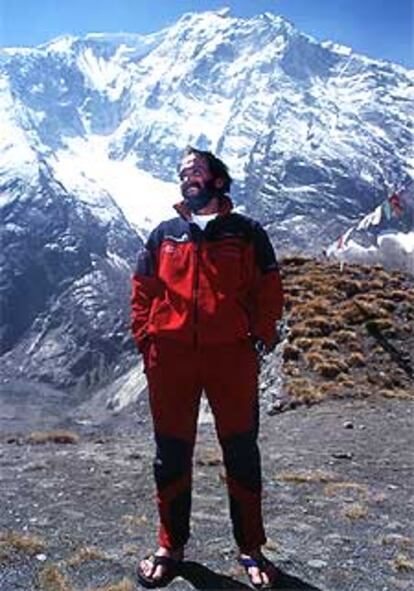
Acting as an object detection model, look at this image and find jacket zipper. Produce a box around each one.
[193,240,201,348]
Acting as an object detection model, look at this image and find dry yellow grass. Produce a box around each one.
[389,290,408,302]
[283,362,301,377]
[391,554,414,572]
[294,298,332,317]
[335,278,364,297]
[313,361,346,379]
[27,430,80,445]
[366,318,395,332]
[317,338,339,351]
[347,352,366,367]
[282,344,301,361]
[264,538,281,552]
[88,578,135,591]
[318,383,346,398]
[381,534,413,549]
[38,565,72,591]
[278,469,336,484]
[367,279,386,291]
[337,377,356,389]
[281,257,414,407]
[121,514,148,528]
[122,543,141,556]
[339,302,366,324]
[380,388,414,400]
[342,503,368,520]
[375,298,397,312]
[67,546,109,566]
[304,316,337,336]
[289,323,315,339]
[0,531,46,556]
[335,329,359,344]
[324,482,368,499]
[285,379,325,404]
[304,351,325,368]
[292,337,314,351]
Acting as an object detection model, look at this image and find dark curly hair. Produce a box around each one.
[180,146,233,194]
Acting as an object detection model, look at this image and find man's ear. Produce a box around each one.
[214,178,224,189]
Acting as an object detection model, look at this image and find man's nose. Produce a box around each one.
[182,174,197,184]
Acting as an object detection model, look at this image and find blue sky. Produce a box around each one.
[0,0,412,67]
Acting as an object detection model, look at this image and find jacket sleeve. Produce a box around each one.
[249,223,284,350]
[130,231,163,353]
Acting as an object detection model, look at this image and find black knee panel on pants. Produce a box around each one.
[221,430,262,492]
[154,433,193,489]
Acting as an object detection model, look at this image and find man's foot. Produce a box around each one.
[137,547,183,588]
[239,551,278,589]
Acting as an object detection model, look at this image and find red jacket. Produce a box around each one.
[131,197,283,351]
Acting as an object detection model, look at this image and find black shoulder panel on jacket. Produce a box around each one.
[206,213,278,274]
[151,217,192,245]
[253,224,279,274]
[134,217,191,276]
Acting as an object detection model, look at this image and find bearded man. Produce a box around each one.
[131,147,284,589]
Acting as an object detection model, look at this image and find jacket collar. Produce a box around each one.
[174,195,233,221]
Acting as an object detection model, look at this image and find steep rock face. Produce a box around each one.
[0,162,141,389]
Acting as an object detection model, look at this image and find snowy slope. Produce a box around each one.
[52,135,179,236]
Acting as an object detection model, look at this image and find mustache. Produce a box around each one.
[182,182,202,192]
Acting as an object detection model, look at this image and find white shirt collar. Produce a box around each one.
[190,212,218,230]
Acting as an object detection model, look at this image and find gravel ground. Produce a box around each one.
[1,392,413,591]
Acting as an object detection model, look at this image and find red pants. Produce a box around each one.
[144,338,266,552]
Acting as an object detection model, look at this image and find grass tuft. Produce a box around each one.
[278,469,336,484]
[391,554,414,572]
[324,482,368,499]
[89,578,135,591]
[67,546,109,566]
[342,503,368,520]
[27,430,80,445]
[0,531,46,556]
[38,565,72,591]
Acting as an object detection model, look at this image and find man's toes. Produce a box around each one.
[140,559,165,581]
[261,570,270,585]
[140,559,154,577]
[153,565,165,580]
[249,566,263,586]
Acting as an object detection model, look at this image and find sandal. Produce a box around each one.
[238,555,278,589]
[137,554,180,588]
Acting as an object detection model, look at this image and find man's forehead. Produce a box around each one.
[180,153,209,171]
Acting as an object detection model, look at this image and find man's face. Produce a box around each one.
[178,153,215,200]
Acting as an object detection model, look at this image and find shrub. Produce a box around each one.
[292,337,313,350]
[348,352,366,367]
[282,344,300,361]
[314,361,346,379]
[285,379,324,404]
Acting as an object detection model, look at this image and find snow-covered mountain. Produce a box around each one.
[1,8,413,390]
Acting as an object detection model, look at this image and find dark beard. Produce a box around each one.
[182,179,216,213]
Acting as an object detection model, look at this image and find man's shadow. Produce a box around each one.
[178,561,321,590]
